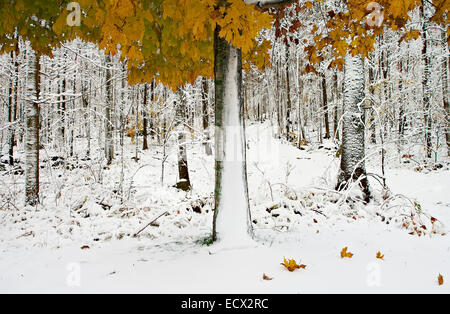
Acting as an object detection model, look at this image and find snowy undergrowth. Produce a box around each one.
[0,122,449,252]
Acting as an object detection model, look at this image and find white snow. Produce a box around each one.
[0,122,449,293]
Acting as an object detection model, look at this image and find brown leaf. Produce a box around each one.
[340,247,354,258]
[81,245,90,250]
[376,251,384,260]
[263,273,273,281]
[438,274,444,286]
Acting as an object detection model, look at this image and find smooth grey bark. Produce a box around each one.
[25,51,41,206]
[337,54,370,203]
[212,25,252,242]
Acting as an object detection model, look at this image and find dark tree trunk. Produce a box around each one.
[202,77,212,155]
[142,83,149,151]
[321,73,330,139]
[441,30,450,156]
[105,54,114,165]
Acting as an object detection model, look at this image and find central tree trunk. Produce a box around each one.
[212,26,252,243]
[336,54,370,203]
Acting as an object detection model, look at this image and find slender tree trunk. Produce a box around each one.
[336,54,370,203]
[398,59,406,136]
[285,48,292,141]
[421,5,432,158]
[202,77,212,155]
[82,80,90,157]
[296,56,305,144]
[105,53,114,165]
[321,73,330,139]
[60,78,66,149]
[8,52,14,166]
[212,25,252,243]
[176,94,191,191]
[149,79,155,140]
[441,29,450,156]
[333,70,340,142]
[368,58,377,143]
[8,39,19,166]
[142,83,149,150]
[25,51,41,206]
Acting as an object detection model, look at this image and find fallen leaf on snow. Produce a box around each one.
[340,247,354,259]
[281,257,306,272]
[376,251,384,260]
[438,274,444,286]
[81,245,90,250]
[263,273,273,280]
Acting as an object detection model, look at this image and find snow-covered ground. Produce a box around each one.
[0,122,449,293]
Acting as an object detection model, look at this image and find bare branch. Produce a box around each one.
[245,0,298,9]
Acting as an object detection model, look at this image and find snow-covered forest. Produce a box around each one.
[0,0,449,294]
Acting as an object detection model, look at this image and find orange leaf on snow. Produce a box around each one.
[376,251,384,260]
[340,247,354,258]
[263,273,273,281]
[281,257,306,272]
[438,274,444,286]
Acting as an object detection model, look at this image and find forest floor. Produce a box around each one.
[0,122,449,293]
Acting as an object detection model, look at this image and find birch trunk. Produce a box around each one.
[337,54,370,203]
[25,51,41,206]
[421,5,432,158]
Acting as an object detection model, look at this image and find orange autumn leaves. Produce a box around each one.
[281,257,307,272]
[340,247,354,259]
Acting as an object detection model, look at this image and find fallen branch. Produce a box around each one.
[133,211,169,237]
